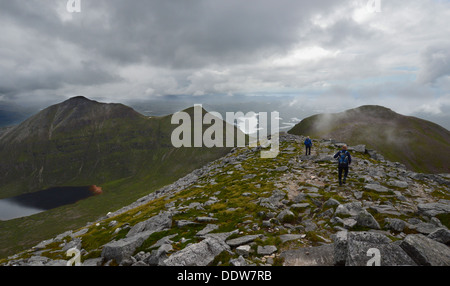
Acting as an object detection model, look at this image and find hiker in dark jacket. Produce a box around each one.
[333,145,352,186]
[304,136,312,156]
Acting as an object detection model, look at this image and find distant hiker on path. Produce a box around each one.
[334,145,352,186]
[304,136,312,156]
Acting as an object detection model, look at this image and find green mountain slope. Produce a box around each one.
[0,97,241,258]
[288,105,450,174]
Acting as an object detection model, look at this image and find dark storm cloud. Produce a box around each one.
[0,0,449,130]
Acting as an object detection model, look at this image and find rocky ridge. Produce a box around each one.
[1,134,449,266]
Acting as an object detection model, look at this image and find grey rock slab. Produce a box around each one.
[126,211,172,238]
[290,203,310,210]
[384,218,407,232]
[33,239,55,251]
[162,237,230,266]
[277,209,295,222]
[369,205,401,216]
[279,234,304,243]
[82,258,103,266]
[343,218,358,229]
[176,220,199,227]
[102,230,154,264]
[350,145,366,153]
[236,245,251,257]
[387,180,408,189]
[145,244,173,266]
[411,222,441,235]
[150,234,177,249]
[259,189,286,210]
[196,224,219,236]
[281,244,335,266]
[333,230,348,266]
[364,184,390,193]
[335,202,363,217]
[257,245,277,255]
[428,228,450,245]
[230,256,248,266]
[45,259,68,266]
[417,202,450,217]
[356,210,381,230]
[343,231,416,266]
[226,234,263,247]
[27,256,49,266]
[400,234,450,266]
[196,217,219,223]
[324,198,340,208]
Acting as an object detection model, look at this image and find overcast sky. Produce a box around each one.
[1,0,450,129]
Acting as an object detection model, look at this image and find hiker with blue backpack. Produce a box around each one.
[304,136,312,156]
[334,145,352,186]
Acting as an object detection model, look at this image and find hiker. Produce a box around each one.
[304,136,312,156]
[333,145,352,186]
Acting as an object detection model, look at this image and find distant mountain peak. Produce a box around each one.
[289,105,450,174]
[67,95,91,101]
[0,97,143,144]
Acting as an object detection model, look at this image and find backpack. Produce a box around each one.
[338,150,349,165]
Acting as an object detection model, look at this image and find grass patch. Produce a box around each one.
[436,213,450,229]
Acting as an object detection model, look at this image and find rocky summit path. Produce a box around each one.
[2,134,449,266]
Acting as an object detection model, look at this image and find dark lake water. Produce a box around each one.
[0,186,95,221]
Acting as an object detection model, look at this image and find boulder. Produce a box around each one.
[281,244,335,266]
[145,244,173,266]
[410,222,441,235]
[279,234,304,243]
[257,245,277,255]
[277,209,295,222]
[428,228,450,245]
[102,230,154,264]
[384,218,406,232]
[387,180,408,189]
[236,245,251,257]
[162,237,230,266]
[400,234,450,266]
[356,210,380,230]
[126,211,172,238]
[196,217,219,223]
[364,184,390,193]
[226,234,263,247]
[259,190,286,210]
[230,256,248,266]
[417,202,450,217]
[350,145,366,153]
[324,198,340,208]
[335,202,363,217]
[369,205,401,216]
[196,224,219,237]
[333,230,348,266]
[343,232,416,266]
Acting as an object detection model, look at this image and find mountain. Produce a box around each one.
[1,134,449,266]
[0,96,242,258]
[288,105,450,174]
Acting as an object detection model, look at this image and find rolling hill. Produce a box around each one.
[288,105,450,174]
